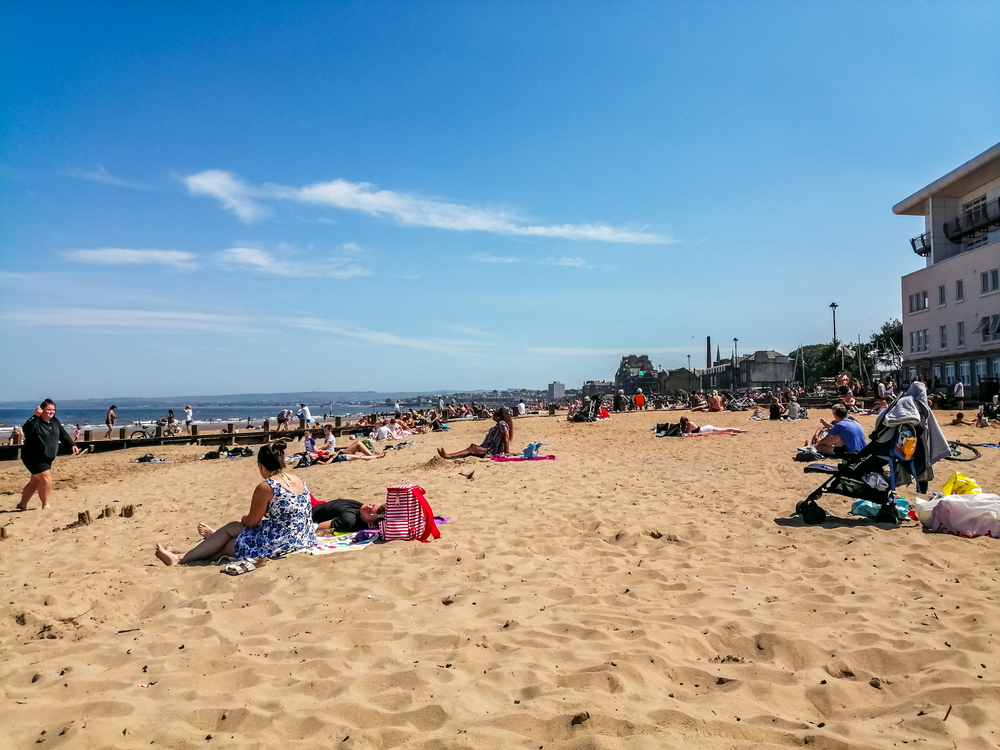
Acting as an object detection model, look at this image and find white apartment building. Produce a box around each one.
[893,142,1000,400]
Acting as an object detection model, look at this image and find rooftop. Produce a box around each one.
[893,141,1000,216]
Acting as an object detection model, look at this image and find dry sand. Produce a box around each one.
[1,411,998,749]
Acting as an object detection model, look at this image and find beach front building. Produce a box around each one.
[547,381,566,401]
[658,367,702,394]
[581,380,615,399]
[614,354,660,395]
[894,142,1000,401]
[700,351,793,392]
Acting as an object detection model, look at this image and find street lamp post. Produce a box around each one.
[733,338,739,388]
[829,302,838,344]
[687,354,692,392]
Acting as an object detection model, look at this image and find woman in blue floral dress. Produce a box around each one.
[155,440,316,566]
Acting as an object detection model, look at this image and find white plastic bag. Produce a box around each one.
[914,493,1000,538]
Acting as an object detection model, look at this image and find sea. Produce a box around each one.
[0,402,422,437]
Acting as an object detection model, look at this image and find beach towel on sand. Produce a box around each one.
[296,530,378,555]
[490,455,555,462]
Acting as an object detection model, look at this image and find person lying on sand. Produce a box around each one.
[679,417,748,435]
[311,499,385,531]
[949,412,975,426]
[438,407,513,459]
[315,439,385,463]
[155,440,316,566]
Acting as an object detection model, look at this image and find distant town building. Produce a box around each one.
[614,354,659,395]
[893,141,1000,400]
[658,367,701,394]
[548,381,566,401]
[581,380,615,399]
[736,350,793,389]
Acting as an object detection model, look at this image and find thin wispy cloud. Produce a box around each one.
[543,256,587,267]
[0,308,248,333]
[529,346,694,356]
[65,165,149,189]
[472,253,520,263]
[218,247,370,279]
[186,170,268,221]
[66,248,196,268]
[297,319,480,357]
[185,169,668,244]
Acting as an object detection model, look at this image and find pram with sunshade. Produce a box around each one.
[796,384,951,525]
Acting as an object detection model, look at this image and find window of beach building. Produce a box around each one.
[975,359,987,385]
[933,364,942,383]
[908,291,929,313]
[960,361,971,385]
[940,324,947,350]
[939,285,946,306]
[964,196,989,251]
[993,358,1000,378]
[956,279,964,301]
[982,268,1000,294]
[946,362,956,384]
[958,321,966,347]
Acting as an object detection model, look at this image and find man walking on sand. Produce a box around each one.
[953,379,964,410]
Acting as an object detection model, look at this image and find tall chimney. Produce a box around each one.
[706,336,711,368]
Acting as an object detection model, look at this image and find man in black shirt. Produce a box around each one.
[311,499,383,532]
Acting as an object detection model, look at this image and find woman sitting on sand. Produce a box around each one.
[679,417,748,436]
[437,407,513,459]
[155,440,316,565]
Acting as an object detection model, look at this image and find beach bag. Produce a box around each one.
[795,497,827,525]
[914,493,1000,538]
[890,424,918,461]
[380,484,440,543]
[521,441,543,459]
[940,471,982,496]
[655,423,682,437]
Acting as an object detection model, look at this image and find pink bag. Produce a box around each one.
[379,484,440,543]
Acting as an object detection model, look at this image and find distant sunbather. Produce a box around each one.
[949,412,975,426]
[311,499,385,531]
[679,417,747,435]
[438,408,513,458]
[315,439,385,463]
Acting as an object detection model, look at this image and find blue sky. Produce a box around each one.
[2,1,998,400]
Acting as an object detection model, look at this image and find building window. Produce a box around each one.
[960,361,971,384]
[945,362,955,384]
[958,321,965,346]
[993,358,1000,378]
[982,269,1000,294]
[908,366,917,381]
[956,279,964,300]
[933,364,942,383]
[964,196,990,250]
[910,329,930,352]
[939,285,946,305]
[976,315,1000,342]
[940,325,947,349]
[908,291,929,313]
[975,359,987,385]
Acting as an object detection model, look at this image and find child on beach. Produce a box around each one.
[438,408,513,459]
[950,413,975,426]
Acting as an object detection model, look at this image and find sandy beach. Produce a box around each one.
[1,411,998,749]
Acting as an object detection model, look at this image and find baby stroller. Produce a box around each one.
[796,384,950,525]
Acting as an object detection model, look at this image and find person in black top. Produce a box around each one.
[311,499,384,532]
[18,399,79,510]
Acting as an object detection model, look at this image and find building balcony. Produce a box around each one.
[910,232,931,257]
[943,197,1000,243]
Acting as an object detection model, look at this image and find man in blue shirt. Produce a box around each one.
[812,405,867,456]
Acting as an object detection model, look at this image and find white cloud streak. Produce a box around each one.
[218,247,370,279]
[1,308,248,333]
[543,256,587,267]
[65,165,149,189]
[297,319,479,357]
[472,253,520,263]
[185,170,668,243]
[66,248,196,268]
[186,170,268,221]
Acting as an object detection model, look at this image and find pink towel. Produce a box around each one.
[490,455,556,462]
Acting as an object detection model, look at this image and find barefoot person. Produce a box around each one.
[437,407,513,459]
[18,399,81,510]
[104,404,117,439]
[155,440,316,566]
[315,438,386,464]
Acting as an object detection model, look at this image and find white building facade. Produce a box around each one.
[894,142,1000,400]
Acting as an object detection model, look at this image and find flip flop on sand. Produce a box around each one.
[222,558,267,576]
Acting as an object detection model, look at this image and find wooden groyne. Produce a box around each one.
[0,420,373,463]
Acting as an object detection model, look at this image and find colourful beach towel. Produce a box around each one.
[296,530,378,555]
[490,455,556,462]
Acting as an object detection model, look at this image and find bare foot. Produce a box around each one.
[197,523,215,538]
[16,502,31,511]
[155,543,181,566]
[437,448,447,458]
